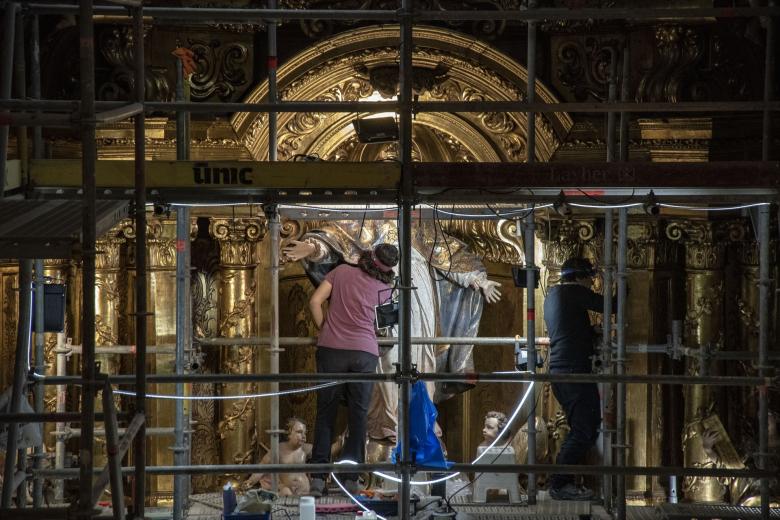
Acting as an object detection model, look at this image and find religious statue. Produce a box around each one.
[283,219,501,443]
[695,411,779,507]
[245,417,312,496]
[480,411,509,448]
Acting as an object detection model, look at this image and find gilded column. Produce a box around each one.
[624,219,681,503]
[0,262,19,392]
[123,216,179,502]
[667,219,737,503]
[210,217,265,470]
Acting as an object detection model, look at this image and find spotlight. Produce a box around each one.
[352,116,399,144]
[643,190,660,216]
[553,191,572,217]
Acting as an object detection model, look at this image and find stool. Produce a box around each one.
[472,446,521,503]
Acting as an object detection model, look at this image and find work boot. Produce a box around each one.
[309,477,326,498]
[549,483,594,501]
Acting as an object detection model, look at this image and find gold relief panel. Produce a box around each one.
[666,219,745,271]
[0,268,19,390]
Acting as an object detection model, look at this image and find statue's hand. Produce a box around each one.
[244,472,263,489]
[701,428,721,460]
[283,240,316,262]
[474,279,502,304]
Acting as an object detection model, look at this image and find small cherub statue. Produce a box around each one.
[245,417,312,496]
[479,411,509,448]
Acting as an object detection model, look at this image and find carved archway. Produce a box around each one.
[232,25,572,162]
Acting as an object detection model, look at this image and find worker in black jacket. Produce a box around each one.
[543,256,617,501]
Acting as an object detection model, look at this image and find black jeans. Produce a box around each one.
[310,347,377,481]
[550,370,601,490]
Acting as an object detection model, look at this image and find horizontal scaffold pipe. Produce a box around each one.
[31,463,776,479]
[20,4,780,22]
[0,412,132,423]
[3,99,780,114]
[195,336,550,346]
[34,372,774,386]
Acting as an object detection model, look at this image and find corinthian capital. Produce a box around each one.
[665,219,745,270]
[209,217,267,267]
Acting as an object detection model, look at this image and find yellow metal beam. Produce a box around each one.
[30,160,401,190]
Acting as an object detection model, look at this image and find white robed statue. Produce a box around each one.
[284,220,500,442]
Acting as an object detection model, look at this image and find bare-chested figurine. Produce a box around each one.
[245,418,312,496]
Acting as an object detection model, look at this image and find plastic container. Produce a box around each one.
[299,495,316,520]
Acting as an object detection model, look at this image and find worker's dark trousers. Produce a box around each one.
[549,371,602,490]
[311,346,378,482]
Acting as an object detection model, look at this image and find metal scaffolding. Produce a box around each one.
[0,2,778,520]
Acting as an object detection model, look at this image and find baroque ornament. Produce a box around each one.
[232,26,571,163]
[187,38,250,101]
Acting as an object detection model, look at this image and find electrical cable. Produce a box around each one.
[427,204,554,219]
[113,382,339,400]
[569,202,642,209]
[658,202,771,211]
[574,187,637,205]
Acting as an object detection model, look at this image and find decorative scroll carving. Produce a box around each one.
[666,219,742,271]
[97,26,172,102]
[552,35,623,102]
[438,219,523,265]
[280,0,527,40]
[187,38,250,101]
[625,220,680,270]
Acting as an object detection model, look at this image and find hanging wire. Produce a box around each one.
[113,382,340,400]
[658,202,771,211]
[569,202,643,209]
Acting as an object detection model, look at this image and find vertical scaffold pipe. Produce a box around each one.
[32,259,45,508]
[1,260,32,508]
[54,333,67,502]
[398,0,414,515]
[757,204,771,519]
[602,209,614,511]
[269,207,281,492]
[13,9,27,191]
[616,208,628,519]
[267,2,280,490]
[619,44,630,162]
[525,1,538,505]
[30,15,43,160]
[173,205,190,520]
[524,212,538,505]
[606,53,617,162]
[0,2,18,199]
[132,4,148,519]
[762,1,775,162]
[77,0,98,516]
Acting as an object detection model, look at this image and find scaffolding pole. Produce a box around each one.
[32,260,45,508]
[30,462,777,479]
[173,205,190,520]
[615,208,628,520]
[758,205,771,518]
[524,2,538,505]
[13,7,27,195]
[19,4,780,21]
[29,14,43,160]
[54,334,68,502]
[1,259,32,508]
[76,0,98,516]
[0,2,18,200]
[173,46,191,520]
[398,0,413,513]
[268,206,281,494]
[602,209,614,511]
[131,3,148,518]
